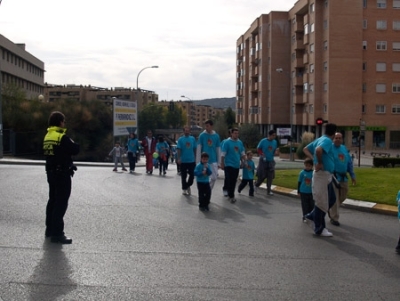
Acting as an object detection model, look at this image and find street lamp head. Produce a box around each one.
[181,95,185,98]
[151,66,159,68]
[276,68,283,73]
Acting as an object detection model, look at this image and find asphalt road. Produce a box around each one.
[0,163,399,301]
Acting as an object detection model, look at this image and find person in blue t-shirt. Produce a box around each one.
[238,151,256,197]
[221,128,246,203]
[303,123,337,237]
[126,133,140,173]
[177,126,197,195]
[196,120,221,190]
[297,158,315,222]
[329,132,356,226]
[255,130,278,196]
[194,152,213,211]
[155,136,169,176]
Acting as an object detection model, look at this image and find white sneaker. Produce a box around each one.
[187,187,191,195]
[182,190,188,195]
[320,228,333,237]
[223,190,228,197]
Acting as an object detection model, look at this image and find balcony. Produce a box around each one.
[294,40,304,50]
[293,91,305,104]
[293,75,303,86]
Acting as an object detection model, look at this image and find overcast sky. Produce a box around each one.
[0,0,294,101]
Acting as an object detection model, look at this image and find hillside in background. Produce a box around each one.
[194,97,236,110]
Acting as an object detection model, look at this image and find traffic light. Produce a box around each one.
[316,118,324,125]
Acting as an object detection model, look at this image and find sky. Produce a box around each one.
[0,0,294,101]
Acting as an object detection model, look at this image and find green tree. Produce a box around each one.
[224,107,236,129]
[166,105,186,129]
[138,104,167,138]
[239,123,262,149]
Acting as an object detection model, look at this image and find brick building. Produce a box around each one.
[236,0,400,150]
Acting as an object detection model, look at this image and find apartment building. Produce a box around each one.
[158,100,225,128]
[43,84,158,110]
[236,0,400,150]
[0,34,45,99]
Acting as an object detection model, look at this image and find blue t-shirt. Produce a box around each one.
[127,138,140,153]
[257,138,277,161]
[298,169,313,194]
[194,162,212,183]
[221,138,245,168]
[177,135,197,163]
[242,159,255,180]
[313,135,335,173]
[332,144,352,181]
[156,141,169,156]
[197,131,221,164]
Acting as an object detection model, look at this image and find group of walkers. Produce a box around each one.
[300,123,357,237]
[138,120,279,212]
[43,111,400,254]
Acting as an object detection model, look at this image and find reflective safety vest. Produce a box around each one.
[43,126,66,156]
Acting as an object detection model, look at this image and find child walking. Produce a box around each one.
[194,152,212,211]
[297,158,314,222]
[238,151,256,197]
[155,136,169,176]
[109,142,127,172]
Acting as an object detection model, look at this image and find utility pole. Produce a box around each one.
[0,0,4,158]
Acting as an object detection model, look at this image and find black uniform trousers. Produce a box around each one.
[46,171,72,237]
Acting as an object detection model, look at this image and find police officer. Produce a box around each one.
[43,111,80,244]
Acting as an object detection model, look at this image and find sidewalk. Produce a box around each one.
[0,154,398,216]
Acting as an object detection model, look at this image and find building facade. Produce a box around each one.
[43,84,158,110]
[236,0,400,150]
[0,34,45,99]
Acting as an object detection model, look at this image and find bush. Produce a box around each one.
[296,131,315,159]
[373,157,400,167]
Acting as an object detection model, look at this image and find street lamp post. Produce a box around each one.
[136,65,158,137]
[181,95,195,127]
[276,68,294,161]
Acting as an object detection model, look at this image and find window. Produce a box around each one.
[304,83,309,93]
[325,0,328,8]
[323,83,328,91]
[394,21,400,30]
[323,61,328,71]
[323,20,328,29]
[309,105,314,114]
[393,63,400,72]
[310,3,315,12]
[392,104,400,113]
[363,41,367,50]
[362,62,367,71]
[363,19,368,29]
[363,0,367,8]
[393,83,400,93]
[310,84,314,92]
[310,64,315,73]
[304,24,309,34]
[376,41,387,50]
[311,23,315,32]
[377,20,387,30]
[393,42,400,51]
[377,0,386,8]
[323,104,327,113]
[324,41,328,50]
[376,105,386,113]
[376,84,386,93]
[362,104,366,113]
[362,83,367,92]
[394,0,400,8]
[310,43,315,53]
[376,62,386,71]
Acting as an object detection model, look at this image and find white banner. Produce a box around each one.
[113,99,137,136]
[277,128,291,136]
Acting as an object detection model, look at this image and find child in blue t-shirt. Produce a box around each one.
[298,158,315,222]
[194,152,212,211]
[238,151,256,197]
